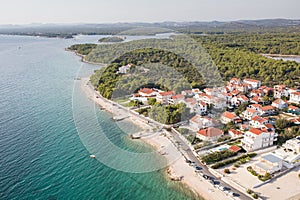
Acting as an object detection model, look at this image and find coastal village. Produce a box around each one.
[113,64,300,200]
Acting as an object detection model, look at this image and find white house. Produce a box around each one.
[243,78,261,89]
[283,136,300,154]
[274,85,289,99]
[189,115,215,130]
[242,128,277,152]
[243,108,260,120]
[221,111,239,124]
[117,64,132,74]
[184,98,197,112]
[195,101,207,115]
[228,129,243,138]
[254,153,283,175]
[250,116,270,128]
[258,105,275,116]
[181,90,194,97]
[156,91,175,104]
[290,92,300,104]
[168,94,185,105]
[272,99,288,109]
[198,93,214,105]
[229,78,242,85]
[138,88,157,97]
[249,104,262,111]
[231,95,249,106]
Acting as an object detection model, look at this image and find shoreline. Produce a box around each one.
[65,48,107,66]
[80,77,232,200]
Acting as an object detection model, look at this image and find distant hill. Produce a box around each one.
[0,19,300,37]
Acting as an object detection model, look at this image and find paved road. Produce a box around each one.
[169,130,252,200]
[91,85,251,200]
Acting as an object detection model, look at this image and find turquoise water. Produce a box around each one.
[0,35,198,200]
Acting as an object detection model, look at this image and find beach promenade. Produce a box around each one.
[80,77,249,200]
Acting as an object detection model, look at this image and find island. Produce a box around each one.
[98,36,125,43]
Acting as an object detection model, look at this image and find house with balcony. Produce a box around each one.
[228,129,243,138]
[254,153,283,174]
[242,128,277,152]
[198,93,214,105]
[221,111,239,124]
[250,89,265,97]
[250,96,264,104]
[274,85,289,99]
[243,108,260,120]
[283,136,300,154]
[243,78,261,89]
[249,104,262,111]
[156,91,175,104]
[189,115,215,130]
[229,78,242,85]
[250,116,270,128]
[168,94,185,105]
[195,101,207,115]
[258,105,276,116]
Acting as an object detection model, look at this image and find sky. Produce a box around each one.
[0,0,300,24]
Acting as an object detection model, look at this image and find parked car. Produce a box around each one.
[218,185,226,191]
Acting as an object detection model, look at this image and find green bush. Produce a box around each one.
[224,168,231,174]
[246,189,253,194]
[211,153,257,169]
[201,150,237,165]
[234,163,240,168]
[252,193,258,199]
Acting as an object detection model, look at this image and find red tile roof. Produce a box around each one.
[171,94,184,100]
[185,98,196,103]
[251,104,262,108]
[139,88,154,94]
[246,108,257,114]
[222,111,237,120]
[199,101,206,107]
[197,127,223,138]
[261,105,275,111]
[264,124,274,129]
[229,129,243,135]
[244,78,260,83]
[159,91,175,96]
[288,105,300,111]
[249,128,264,135]
[229,145,241,152]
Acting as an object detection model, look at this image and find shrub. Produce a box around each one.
[211,153,257,169]
[234,163,240,168]
[246,189,253,194]
[252,193,258,199]
[224,168,231,174]
[258,173,271,181]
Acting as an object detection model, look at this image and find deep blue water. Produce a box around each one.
[0,35,195,200]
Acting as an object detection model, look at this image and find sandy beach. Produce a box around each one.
[80,77,233,200]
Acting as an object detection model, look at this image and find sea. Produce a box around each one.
[0,34,198,200]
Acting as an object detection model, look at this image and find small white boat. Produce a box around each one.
[90,154,96,158]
